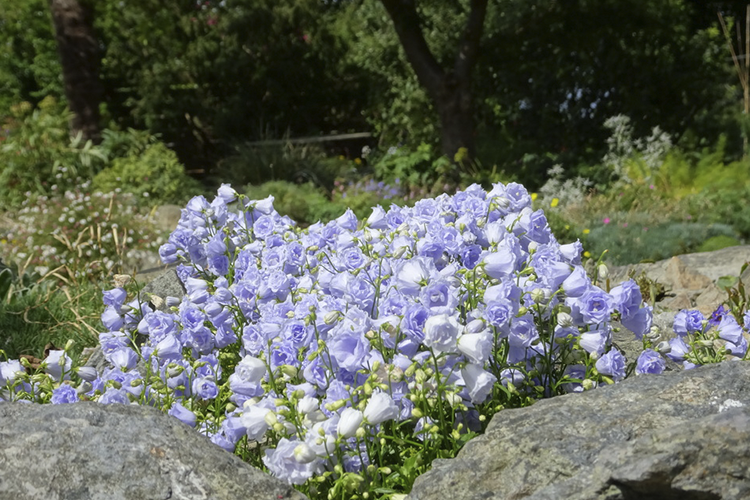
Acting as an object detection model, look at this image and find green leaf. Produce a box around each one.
[717,275,739,291]
[0,268,13,301]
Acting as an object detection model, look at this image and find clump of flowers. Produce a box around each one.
[0,181,167,282]
[333,177,407,201]
[537,164,593,209]
[602,114,673,185]
[655,305,750,367]
[2,182,666,498]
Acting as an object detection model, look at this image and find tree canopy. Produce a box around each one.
[0,0,744,185]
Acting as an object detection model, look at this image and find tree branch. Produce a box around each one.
[454,0,488,80]
[380,0,445,98]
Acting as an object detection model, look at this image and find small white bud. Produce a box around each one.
[557,312,574,328]
[655,340,671,354]
[530,288,546,304]
[323,311,340,325]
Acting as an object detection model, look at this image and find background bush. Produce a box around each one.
[217,141,349,192]
[587,221,739,265]
[0,98,106,209]
[243,181,341,226]
[92,142,203,206]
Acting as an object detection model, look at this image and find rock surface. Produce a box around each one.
[610,245,750,317]
[151,204,183,233]
[138,267,186,311]
[407,360,750,500]
[0,402,306,500]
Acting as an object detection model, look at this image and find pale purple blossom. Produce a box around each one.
[636,349,666,375]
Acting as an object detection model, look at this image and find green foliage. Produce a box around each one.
[0,0,63,114]
[697,235,741,253]
[217,140,348,191]
[97,127,160,159]
[588,221,739,265]
[369,143,453,188]
[0,97,107,210]
[0,258,44,306]
[655,136,750,196]
[717,261,750,326]
[96,0,368,171]
[0,255,99,361]
[339,0,737,181]
[0,96,199,211]
[0,275,100,360]
[628,271,668,307]
[542,209,580,245]
[637,137,750,239]
[92,142,203,206]
[330,176,412,221]
[243,181,342,226]
[243,178,413,227]
[336,0,442,147]
[689,182,750,239]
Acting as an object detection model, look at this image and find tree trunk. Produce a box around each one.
[49,0,102,143]
[436,76,476,162]
[380,0,487,173]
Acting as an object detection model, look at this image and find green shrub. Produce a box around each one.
[653,136,750,199]
[369,142,454,188]
[687,182,750,239]
[697,235,741,253]
[216,140,349,191]
[0,97,107,209]
[329,177,412,221]
[98,127,160,159]
[0,98,193,210]
[244,181,343,226]
[92,142,203,206]
[588,221,739,265]
[243,178,415,226]
[542,208,580,245]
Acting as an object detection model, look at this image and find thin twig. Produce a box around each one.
[719,12,747,89]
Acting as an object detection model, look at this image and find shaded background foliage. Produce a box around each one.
[1,0,749,190]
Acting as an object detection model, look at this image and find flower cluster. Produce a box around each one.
[1,182,658,497]
[656,305,750,366]
[333,178,403,201]
[537,164,593,209]
[602,114,673,185]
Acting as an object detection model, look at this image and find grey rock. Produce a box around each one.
[610,245,750,316]
[651,310,675,335]
[609,324,648,368]
[0,402,307,500]
[80,345,108,373]
[151,204,183,233]
[122,250,168,284]
[407,361,750,500]
[138,268,186,312]
[117,204,183,283]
